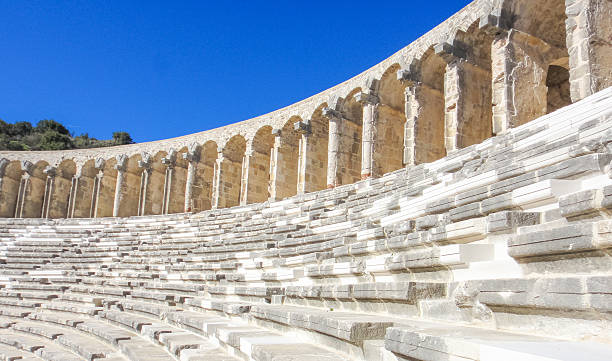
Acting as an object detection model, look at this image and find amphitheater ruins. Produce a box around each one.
[0,0,611,360]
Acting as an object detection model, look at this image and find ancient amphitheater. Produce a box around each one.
[0,0,611,360]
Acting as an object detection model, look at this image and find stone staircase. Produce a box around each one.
[0,88,611,360]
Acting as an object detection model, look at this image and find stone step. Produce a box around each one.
[386,322,612,361]
[0,329,83,361]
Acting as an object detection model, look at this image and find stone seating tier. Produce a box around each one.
[0,88,612,360]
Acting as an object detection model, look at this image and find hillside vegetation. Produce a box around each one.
[0,119,133,151]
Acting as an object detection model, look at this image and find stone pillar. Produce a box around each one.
[268,129,282,201]
[0,159,7,199]
[444,59,464,153]
[323,108,342,188]
[183,145,200,212]
[211,148,224,209]
[0,159,15,218]
[402,82,419,167]
[112,155,127,218]
[41,166,56,218]
[354,92,380,179]
[240,145,253,206]
[137,154,152,216]
[14,161,33,218]
[565,0,612,101]
[294,120,312,194]
[161,151,176,215]
[66,172,79,219]
[90,158,105,218]
[491,30,567,133]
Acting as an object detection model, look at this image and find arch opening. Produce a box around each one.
[376,65,406,175]
[218,135,246,208]
[248,126,275,204]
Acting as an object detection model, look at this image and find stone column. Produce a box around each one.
[211,148,224,209]
[443,59,464,153]
[14,161,33,218]
[182,144,200,212]
[112,155,127,217]
[66,171,79,219]
[161,151,176,215]
[398,69,420,167]
[323,108,342,188]
[41,166,56,219]
[268,129,282,201]
[137,154,152,216]
[294,120,311,194]
[354,92,379,179]
[91,158,105,218]
[0,159,13,218]
[239,144,253,206]
[0,159,7,199]
[565,0,612,101]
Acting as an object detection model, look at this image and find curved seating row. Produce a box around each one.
[1,89,612,360]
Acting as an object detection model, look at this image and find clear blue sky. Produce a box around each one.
[0,0,471,143]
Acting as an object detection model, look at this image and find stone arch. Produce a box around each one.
[164,148,188,214]
[449,21,495,148]
[376,64,406,175]
[217,135,246,208]
[94,157,117,218]
[247,126,275,204]
[414,48,447,164]
[274,116,302,200]
[492,0,571,129]
[338,88,363,185]
[47,159,76,219]
[17,160,48,218]
[303,104,329,193]
[116,155,140,217]
[72,159,96,218]
[0,160,22,218]
[190,141,217,212]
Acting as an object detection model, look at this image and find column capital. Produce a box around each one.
[478,8,512,36]
[20,160,33,175]
[322,107,345,121]
[161,149,177,167]
[183,143,201,162]
[114,154,127,172]
[434,41,468,64]
[397,68,419,86]
[43,166,56,178]
[271,128,282,137]
[138,152,152,170]
[293,120,311,134]
[354,92,379,105]
[94,157,105,170]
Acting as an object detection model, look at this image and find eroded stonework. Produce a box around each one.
[0,1,611,360]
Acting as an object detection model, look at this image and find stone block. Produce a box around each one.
[508,224,595,258]
[449,202,483,222]
[559,189,605,218]
[537,153,612,180]
[486,211,540,233]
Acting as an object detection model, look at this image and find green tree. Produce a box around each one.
[36,119,70,135]
[39,130,74,150]
[7,140,29,151]
[8,121,33,137]
[0,120,8,135]
[112,131,133,145]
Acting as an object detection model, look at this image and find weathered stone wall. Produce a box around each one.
[0,0,610,219]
